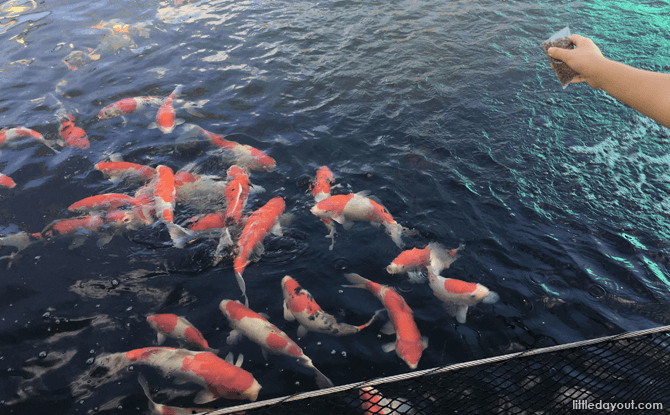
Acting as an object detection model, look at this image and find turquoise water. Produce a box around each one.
[1,0,670,413]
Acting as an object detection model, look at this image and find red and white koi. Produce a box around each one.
[95,161,156,184]
[179,124,276,171]
[386,243,464,283]
[224,165,250,226]
[233,196,285,306]
[41,214,105,238]
[343,273,427,369]
[96,347,261,403]
[311,166,334,202]
[146,314,216,352]
[97,96,164,120]
[311,192,405,249]
[426,273,499,324]
[281,275,378,338]
[138,373,214,415]
[219,299,334,389]
[149,85,184,134]
[0,173,15,188]
[68,193,140,212]
[359,387,418,415]
[56,112,90,149]
[0,127,51,150]
[152,165,192,244]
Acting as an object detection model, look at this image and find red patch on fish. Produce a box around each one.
[188,212,226,231]
[68,193,139,211]
[125,347,172,362]
[443,279,477,294]
[311,166,334,198]
[265,332,288,350]
[95,161,156,180]
[154,166,176,222]
[391,247,430,268]
[183,327,208,349]
[0,173,16,188]
[59,115,90,149]
[147,314,179,334]
[48,215,104,236]
[315,194,355,216]
[234,197,285,275]
[224,300,261,322]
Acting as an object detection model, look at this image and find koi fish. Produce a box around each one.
[343,273,427,369]
[174,171,227,212]
[95,161,156,183]
[146,314,217,352]
[224,165,250,226]
[281,275,378,338]
[311,166,334,202]
[233,196,285,306]
[68,193,140,212]
[0,231,43,268]
[219,299,334,389]
[427,273,499,324]
[56,112,90,149]
[187,212,226,232]
[97,96,164,120]
[96,347,261,403]
[149,85,184,133]
[179,124,276,171]
[359,387,421,415]
[0,127,55,152]
[153,165,192,244]
[40,214,106,250]
[386,243,464,283]
[0,173,15,188]
[50,94,90,149]
[311,192,405,249]
[138,373,214,415]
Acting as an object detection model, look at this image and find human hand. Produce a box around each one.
[547,34,608,89]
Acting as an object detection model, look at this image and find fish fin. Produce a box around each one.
[234,272,249,308]
[360,309,383,330]
[173,377,190,385]
[194,389,217,405]
[297,325,309,339]
[156,332,167,345]
[205,347,220,354]
[224,352,234,365]
[174,118,185,126]
[269,222,282,237]
[250,242,264,262]
[342,273,369,289]
[380,320,396,335]
[313,367,334,389]
[283,301,295,321]
[340,218,353,230]
[147,122,158,129]
[167,222,193,247]
[407,270,427,284]
[68,235,88,250]
[137,373,156,405]
[178,123,205,140]
[429,242,463,273]
[235,353,244,367]
[455,305,469,324]
[96,232,115,247]
[381,342,396,353]
[226,329,242,345]
[185,107,205,118]
[212,227,233,265]
[482,291,500,304]
[261,347,269,361]
[385,223,404,249]
[422,336,429,349]
[259,312,270,320]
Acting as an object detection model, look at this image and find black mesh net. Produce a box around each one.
[208,327,670,415]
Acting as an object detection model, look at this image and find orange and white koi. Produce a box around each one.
[149,85,184,134]
[0,127,48,148]
[95,161,156,183]
[56,112,90,149]
[179,124,276,171]
[146,314,216,352]
[41,214,104,238]
[68,193,140,212]
[311,192,405,249]
[138,373,214,415]
[281,275,378,338]
[359,387,419,415]
[153,165,192,244]
[220,299,333,389]
[224,165,250,226]
[311,166,334,202]
[426,273,499,324]
[386,243,464,283]
[96,347,261,403]
[97,96,164,120]
[343,273,427,369]
[187,212,227,232]
[233,196,285,306]
[0,173,15,188]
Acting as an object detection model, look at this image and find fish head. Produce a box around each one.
[227,165,248,178]
[395,338,425,370]
[98,106,123,120]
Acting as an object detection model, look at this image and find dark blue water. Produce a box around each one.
[2,0,670,413]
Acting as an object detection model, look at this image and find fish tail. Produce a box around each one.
[343,272,370,289]
[386,223,404,249]
[235,272,249,307]
[298,358,334,389]
[359,308,384,330]
[137,373,160,412]
[169,84,184,99]
[167,222,193,248]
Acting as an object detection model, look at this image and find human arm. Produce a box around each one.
[547,34,670,129]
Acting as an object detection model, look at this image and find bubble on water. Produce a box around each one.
[89,349,95,354]
[331,350,336,354]
[341,351,347,357]
[128,365,134,372]
[55,319,61,324]
[332,258,349,270]
[295,381,300,386]
[38,351,47,359]
[111,279,119,287]
[86,358,95,365]
[42,312,51,318]
[95,304,101,308]
[317,342,321,346]
[126,306,133,312]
